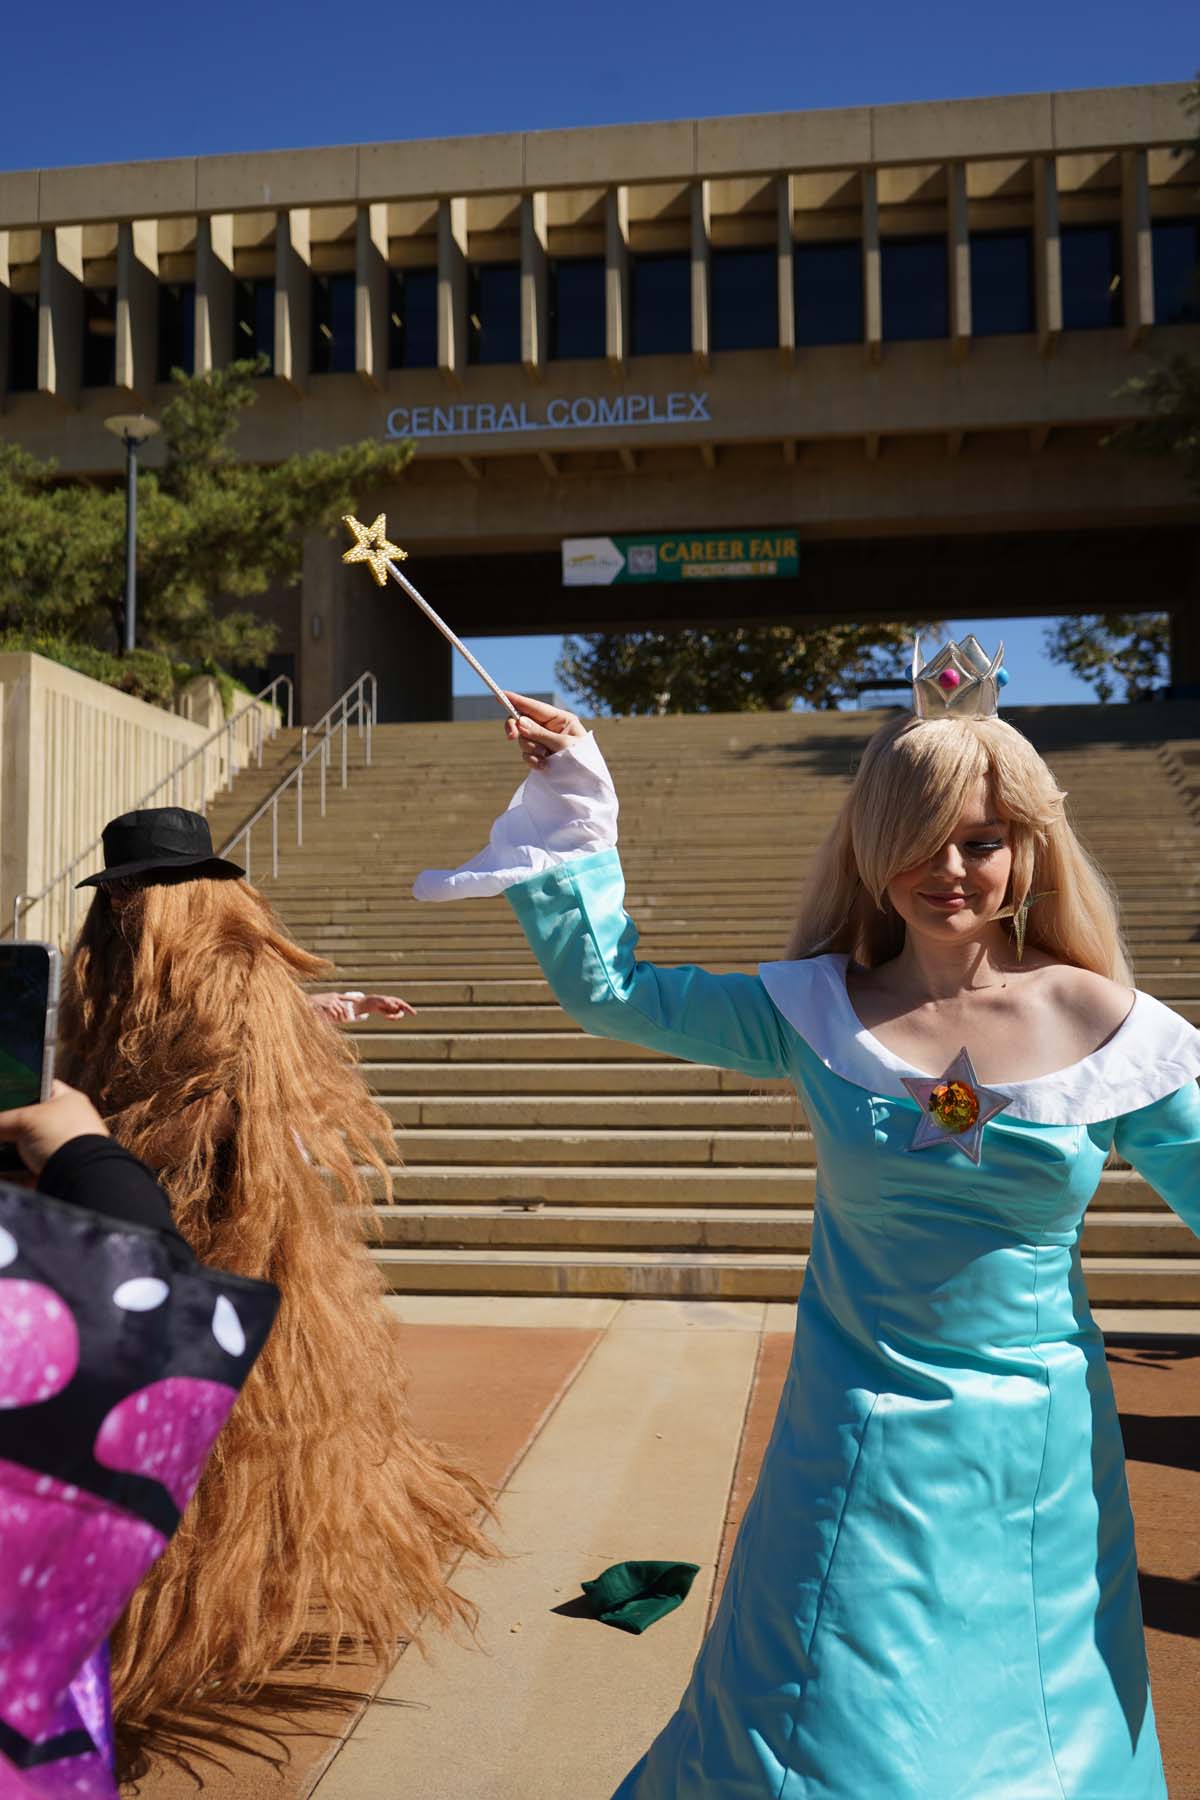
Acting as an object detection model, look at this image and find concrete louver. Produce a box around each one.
[203,703,1200,1313]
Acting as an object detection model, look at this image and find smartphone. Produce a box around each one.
[0,943,61,1174]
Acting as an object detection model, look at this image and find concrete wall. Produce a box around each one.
[0,656,278,945]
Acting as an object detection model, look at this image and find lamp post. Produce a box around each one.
[103,413,161,654]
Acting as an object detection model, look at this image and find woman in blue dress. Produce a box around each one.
[415,641,1200,1800]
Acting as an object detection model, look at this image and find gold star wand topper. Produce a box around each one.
[341,514,519,719]
[342,512,407,585]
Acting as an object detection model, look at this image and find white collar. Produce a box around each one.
[758,952,1200,1125]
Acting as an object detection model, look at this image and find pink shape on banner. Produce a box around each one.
[93,1377,238,1512]
[0,1460,164,1743]
[0,1280,79,1409]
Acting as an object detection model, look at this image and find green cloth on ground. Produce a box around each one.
[578,1560,701,1634]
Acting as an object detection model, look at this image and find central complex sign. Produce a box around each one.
[386,390,711,440]
[562,532,800,587]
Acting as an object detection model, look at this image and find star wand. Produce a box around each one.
[341,513,520,720]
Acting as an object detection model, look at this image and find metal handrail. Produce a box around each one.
[219,673,377,883]
[10,672,294,941]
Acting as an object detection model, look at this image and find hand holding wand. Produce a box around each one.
[341,514,519,719]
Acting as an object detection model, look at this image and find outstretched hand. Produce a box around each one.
[502,691,587,771]
[309,992,418,1024]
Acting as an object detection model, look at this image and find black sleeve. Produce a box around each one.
[38,1135,185,1244]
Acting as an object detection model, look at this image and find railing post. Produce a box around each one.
[225,719,235,791]
[320,737,328,816]
[341,715,348,788]
[272,798,279,878]
[297,758,304,846]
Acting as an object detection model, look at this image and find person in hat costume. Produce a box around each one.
[77,809,418,1027]
[60,808,493,1771]
[414,649,1200,1800]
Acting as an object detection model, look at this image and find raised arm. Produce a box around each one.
[414,695,792,1080]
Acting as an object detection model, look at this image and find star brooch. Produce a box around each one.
[901,1047,1010,1165]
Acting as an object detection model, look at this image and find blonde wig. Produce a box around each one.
[785,712,1131,983]
[59,876,493,1755]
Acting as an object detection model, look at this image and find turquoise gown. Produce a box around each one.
[501,849,1200,1800]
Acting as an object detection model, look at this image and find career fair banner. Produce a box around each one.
[561,533,800,587]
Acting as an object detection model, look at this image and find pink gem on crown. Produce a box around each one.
[912,635,1005,720]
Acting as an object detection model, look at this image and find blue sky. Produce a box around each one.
[5,1,1191,706]
[3,0,1195,168]
[457,620,1099,710]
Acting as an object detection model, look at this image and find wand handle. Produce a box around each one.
[386,561,520,720]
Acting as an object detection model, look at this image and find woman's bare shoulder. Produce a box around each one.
[1035,962,1136,1036]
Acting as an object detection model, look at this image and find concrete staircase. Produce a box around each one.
[206,704,1200,1314]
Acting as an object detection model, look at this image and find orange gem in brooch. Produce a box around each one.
[901,1047,1011,1166]
[928,1079,980,1135]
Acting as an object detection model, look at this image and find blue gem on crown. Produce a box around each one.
[912,635,1006,720]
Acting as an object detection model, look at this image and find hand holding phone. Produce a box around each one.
[0,1080,109,1176]
[0,943,61,1173]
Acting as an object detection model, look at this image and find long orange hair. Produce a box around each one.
[60,876,493,1759]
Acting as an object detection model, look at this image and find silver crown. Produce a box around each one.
[911,635,1006,720]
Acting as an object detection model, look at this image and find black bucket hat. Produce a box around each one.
[75,808,246,888]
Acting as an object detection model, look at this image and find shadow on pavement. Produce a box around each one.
[1139,1571,1200,1641]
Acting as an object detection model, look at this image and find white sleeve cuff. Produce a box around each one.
[412,730,618,902]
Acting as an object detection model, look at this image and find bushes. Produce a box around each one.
[0,633,249,714]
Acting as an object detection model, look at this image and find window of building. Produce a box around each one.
[1060,224,1122,330]
[710,246,778,352]
[1151,218,1200,325]
[157,281,195,380]
[234,278,275,369]
[7,292,39,392]
[311,271,356,374]
[969,229,1034,336]
[630,251,691,356]
[468,262,521,365]
[881,236,948,342]
[549,257,606,360]
[388,267,438,368]
[82,287,117,387]
[793,240,862,346]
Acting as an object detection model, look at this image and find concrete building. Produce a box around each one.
[1,82,1198,720]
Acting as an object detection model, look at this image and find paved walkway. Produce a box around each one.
[131,1301,1200,1800]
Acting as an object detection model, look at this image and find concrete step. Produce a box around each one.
[371,1205,1195,1256]
[356,1031,671,1063]
[370,1163,1170,1209]
[382,1093,796,1128]
[390,1126,816,1166]
[367,1060,759,1093]
[365,1247,1200,1304]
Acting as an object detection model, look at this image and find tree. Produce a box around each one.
[0,360,413,674]
[1044,77,1199,702]
[1042,613,1169,704]
[556,621,925,715]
